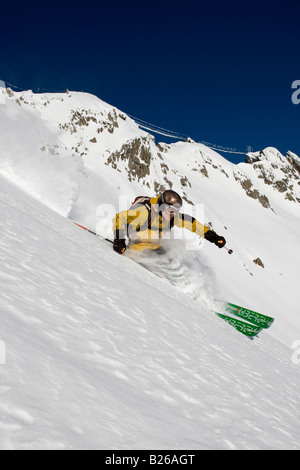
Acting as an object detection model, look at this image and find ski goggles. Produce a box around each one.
[164,203,181,215]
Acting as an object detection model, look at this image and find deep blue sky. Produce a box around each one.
[1,0,299,163]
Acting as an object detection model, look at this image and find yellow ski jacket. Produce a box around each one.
[112,196,211,252]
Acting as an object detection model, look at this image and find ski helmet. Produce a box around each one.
[161,190,183,209]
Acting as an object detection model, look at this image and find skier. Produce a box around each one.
[112,190,226,254]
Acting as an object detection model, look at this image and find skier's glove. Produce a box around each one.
[113,239,126,254]
[215,236,226,248]
[205,230,226,248]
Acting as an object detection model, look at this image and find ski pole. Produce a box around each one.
[225,247,233,255]
[73,222,97,236]
[73,222,114,244]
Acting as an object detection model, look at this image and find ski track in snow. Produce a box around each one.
[0,175,300,450]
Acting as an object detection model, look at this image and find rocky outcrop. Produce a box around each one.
[246,148,300,204]
[106,137,152,182]
[233,171,272,210]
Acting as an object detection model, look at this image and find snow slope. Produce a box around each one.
[1,87,300,449]
[1,174,300,450]
[0,87,299,347]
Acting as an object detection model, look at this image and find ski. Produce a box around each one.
[224,302,274,329]
[216,313,263,338]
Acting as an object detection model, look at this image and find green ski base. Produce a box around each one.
[225,302,274,329]
[216,313,263,338]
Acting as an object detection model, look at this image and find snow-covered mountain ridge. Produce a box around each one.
[1,86,299,214]
[0,87,300,449]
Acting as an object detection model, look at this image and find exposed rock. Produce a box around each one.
[200,166,209,178]
[245,148,300,204]
[253,257,264,268]
[106,138,152,182]
[234,173,271,209]
[160,163,169,175]
[180,176,191,188]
